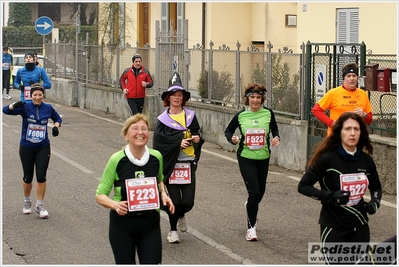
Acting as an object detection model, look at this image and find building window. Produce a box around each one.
[336,8,359,44]
[285,14,297,28]
[161,2,184,33]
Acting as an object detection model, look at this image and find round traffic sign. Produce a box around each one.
[35,16,53,35]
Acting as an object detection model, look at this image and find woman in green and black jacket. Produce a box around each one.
[224,83,280,242]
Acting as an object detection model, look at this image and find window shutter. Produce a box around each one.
[336,8,359,44]
[161,3,169,31]
[349,9,359,43]
[337,9,348,43]
[177,3,184,34]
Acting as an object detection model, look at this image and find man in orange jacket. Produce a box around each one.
[119,54,153,115]
[312,63,372,136]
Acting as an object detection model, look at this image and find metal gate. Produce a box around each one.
[304,42,367,160]
[154,19,189,99]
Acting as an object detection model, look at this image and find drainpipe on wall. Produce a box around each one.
[201,3,206,75]
[202,2,206,49]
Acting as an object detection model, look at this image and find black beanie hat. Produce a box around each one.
[132,54,142,62]
[25,51,35,59]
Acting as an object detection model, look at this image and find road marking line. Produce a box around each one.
[160,212,255,265]
[51,148,93,174]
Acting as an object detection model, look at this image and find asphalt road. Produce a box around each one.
[1,89,397,265]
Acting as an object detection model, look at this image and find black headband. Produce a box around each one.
[342,68,358,79]
[246,88,265,97]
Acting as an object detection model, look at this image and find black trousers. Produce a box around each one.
[126,98,145,115]
[320,224,370,265]
[3,69,11,94]
[19,145,50,184]
[237,154,270,229]
[109,210,162,264]
[164,161,197,231]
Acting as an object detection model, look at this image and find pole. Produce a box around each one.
[42,35,45,56]
[75,4,81,81]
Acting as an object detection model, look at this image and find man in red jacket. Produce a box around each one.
[120,54,153,115]
[312,63,372,136]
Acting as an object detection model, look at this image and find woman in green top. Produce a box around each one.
[96,114,174,264]
[224,83,280,242]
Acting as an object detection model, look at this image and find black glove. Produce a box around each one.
[18,84,24,91]
[13,101,25,109]
[365,198,380,215]
[52,126,59,137]
[329,190,350,205]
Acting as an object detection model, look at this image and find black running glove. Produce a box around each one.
[13,101,25,109]
[18,84,24,91]
[329,190,350,205]
[52,126,59,137]
[365,198,380,215]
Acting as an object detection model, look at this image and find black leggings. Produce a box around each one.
[109,210,162,264]
[19,145,50,184]
[165,161,197,231]
[237,155,270,229]
[3,69,10,94]
[126,98,145,115]
[320,224,370,264]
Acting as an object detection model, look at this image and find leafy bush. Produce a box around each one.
[2,25,98,47]
[251,54,300,114]
[251,62,266,85]
[197,69,234,102]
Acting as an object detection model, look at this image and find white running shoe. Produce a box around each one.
[5,94,12,99]
[246,227,258,241]
[23,200,32,214]
[167,231,180,243]
[178,216,188,232]
[36,204,49,219]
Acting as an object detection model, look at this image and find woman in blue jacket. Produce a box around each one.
[13,51,51,102]
[3,83,62,218]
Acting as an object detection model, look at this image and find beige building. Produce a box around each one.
[109,2,396,54]
[3,2,395,54]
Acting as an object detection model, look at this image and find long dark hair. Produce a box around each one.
[307,112,373,169]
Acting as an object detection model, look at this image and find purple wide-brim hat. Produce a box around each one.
[161,72,191,101]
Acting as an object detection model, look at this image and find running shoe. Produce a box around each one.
[178,216,188,232]
[35,204,49,219]
[5,94,12,99]
[167,231,180,243]
[246,227,258,241]
[23,200,32,214]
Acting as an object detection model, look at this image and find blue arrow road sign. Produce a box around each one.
[35,16,53,35]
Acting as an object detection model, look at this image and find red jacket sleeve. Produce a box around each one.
[119,68,129,90]
[364,112,373,125]
[311,103,334,127]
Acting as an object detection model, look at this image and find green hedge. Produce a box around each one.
[2,25,98,47]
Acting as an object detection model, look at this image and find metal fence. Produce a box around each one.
[38,39,396,136]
